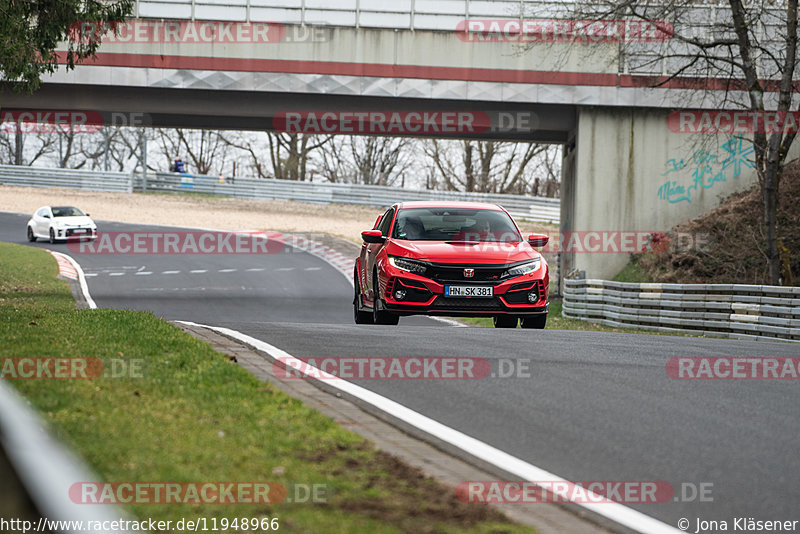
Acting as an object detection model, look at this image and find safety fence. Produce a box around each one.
[135,172,560,222]
[0,165,560,223]
[0,165,132,193]
[562,279,800,342]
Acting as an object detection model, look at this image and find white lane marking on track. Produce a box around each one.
[275,267,294,271]
[177,321,683,534]
[246,268,265,272]
[162,270,180,274]
[109,272,124,276]
[190,270,207,274]
[84,273,98,277]
[134,271,152,275]
[304,267,322,271]
[218,269,237,273]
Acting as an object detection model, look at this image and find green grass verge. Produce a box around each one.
[1,242,532,534]
[611,259,652,284]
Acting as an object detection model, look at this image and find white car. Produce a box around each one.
[27,206,97,243]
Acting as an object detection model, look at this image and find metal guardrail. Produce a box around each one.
[0,165,132,194]
[562,279,800,342]
[0,381,136,533]
[0,164,559,223]
[134,172,561,223]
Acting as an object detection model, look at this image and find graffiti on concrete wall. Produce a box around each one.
[657,137,754,204]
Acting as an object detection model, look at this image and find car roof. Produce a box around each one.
[396,201,504,211]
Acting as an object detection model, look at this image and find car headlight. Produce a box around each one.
[388,256,428,275]
[502,259,541,279]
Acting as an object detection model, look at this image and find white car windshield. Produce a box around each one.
[392,208,521,242]
[51,207,85,217]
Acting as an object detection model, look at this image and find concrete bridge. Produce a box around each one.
[3,0,796,279]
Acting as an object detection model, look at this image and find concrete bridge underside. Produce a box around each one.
[1,84,576,143]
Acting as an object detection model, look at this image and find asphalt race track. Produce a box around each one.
[4,211,799,532]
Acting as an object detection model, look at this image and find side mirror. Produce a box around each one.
[85,213,90,217]
[361,229,386,244]
[43,214,51,219]
[527,233,549,247]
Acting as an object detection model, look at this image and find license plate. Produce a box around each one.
[445,285,493,297]
[72,229,86,234]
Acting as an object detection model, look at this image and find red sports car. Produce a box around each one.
[354,201,549,328]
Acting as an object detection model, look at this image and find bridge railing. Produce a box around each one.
[0,165,560,223]
[562,279,800,342]
[133,0,785,78]
[134,0,570,30]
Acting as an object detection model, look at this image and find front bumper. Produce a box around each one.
[379,265,549,317]
[57,228,97,240]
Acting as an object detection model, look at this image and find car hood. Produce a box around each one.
[387,240,538,265]
[52,216,94,226]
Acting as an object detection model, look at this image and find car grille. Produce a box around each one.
[66,228,93,237]
[427,263,509,283]
[431,296,504,310]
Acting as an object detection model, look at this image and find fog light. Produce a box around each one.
[395,289,407,301]
[527,291,539,303]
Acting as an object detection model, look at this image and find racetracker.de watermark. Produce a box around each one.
[69,482,329,505]
[273,110,550,136]
[455,481,712,504]
[668,110,800,134]
[273,356,535,380]
[442,230,710,254]
[1,110,150,133]
[0,358,143,379]
[69,20,329,44]
[667,357,800,380]
[455,19,673,42]
[68,232,286,255]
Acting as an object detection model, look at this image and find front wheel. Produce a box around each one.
[372,270,399,325]
[493,316,518,328]
[373,297,400,325]
[353,269,374,325]
[521,315,547,329]
[27,226,37,242]
[49,228,56,244]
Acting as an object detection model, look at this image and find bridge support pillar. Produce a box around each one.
[559,106,794,282]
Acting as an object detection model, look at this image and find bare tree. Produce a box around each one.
[424,139,558,195]
[157,129,232,175]
[572,0,798,284]
[267,132,331,181]
[315,135,415,185]
[0,129,56,166]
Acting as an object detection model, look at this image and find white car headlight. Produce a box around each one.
[502,258,541,279]
[388,256,428,275]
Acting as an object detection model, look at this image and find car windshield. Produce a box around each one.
[391,207,521,242]
[51,207,85,217]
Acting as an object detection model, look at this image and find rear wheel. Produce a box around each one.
[520,314,547,329]
[27,226,37,242]
[493,315,518,328]
[353,268,374,325]
[372,269,399,325]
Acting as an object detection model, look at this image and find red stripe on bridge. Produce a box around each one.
[61,52,771,92]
